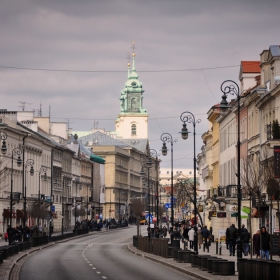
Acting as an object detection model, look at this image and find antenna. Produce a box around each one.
[37,102,42,117]
[67,119,73,129]
[131,41,137,54]
[93,120,98,129]
[19,101,32,111]
[49,105,51,119]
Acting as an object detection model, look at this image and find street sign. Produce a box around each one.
[51,205,55,212]
[165,203,171,209]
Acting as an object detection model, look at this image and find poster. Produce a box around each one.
[218,229,226,243]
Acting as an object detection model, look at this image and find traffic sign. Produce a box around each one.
[165,203,171,209]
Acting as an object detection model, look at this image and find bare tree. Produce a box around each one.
[176,179,203,226]
[130,198,145,236]
[72,206,86,218]
[27,202,49,226]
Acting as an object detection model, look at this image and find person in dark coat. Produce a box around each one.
[7,225,13,245]
[253,229,260,258]
[241,228,250,256]
[260,226,270,260]
[227,224,237,256]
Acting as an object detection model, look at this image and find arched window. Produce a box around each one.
[131,124,137,136]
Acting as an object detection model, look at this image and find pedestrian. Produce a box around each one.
[188,227,195,249]
[260,226,270,260]
[241,228,250,256]
[7,225,13,245]
[253,229,260,258]
[227,224,237,256]
[162,226,167,238]
[226,227,230,249]
[197,227,203,249]
[201,225,210,248]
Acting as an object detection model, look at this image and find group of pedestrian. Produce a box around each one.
[226,224,270,260]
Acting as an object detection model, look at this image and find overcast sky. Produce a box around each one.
[1,0,279,169]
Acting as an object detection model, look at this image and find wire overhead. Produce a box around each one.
[0,64,241,73]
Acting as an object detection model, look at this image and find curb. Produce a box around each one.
[4,243,55,280]
[126,244,212,280]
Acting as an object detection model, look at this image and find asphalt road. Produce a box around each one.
[20,226,194,280]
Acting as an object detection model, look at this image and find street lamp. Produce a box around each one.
[39,166,47,202]
[37,166,47,227]
[216,80,242,259]
[24,159,34,230]
[87,183,93,221]
[10,147,23,227]
[140,155,153,239]
[62,176,71,235]
[0,130,7,155]
[149,149,160,227]
[160,133,177,227]
[73,177,81,235]
[180,110,201,254]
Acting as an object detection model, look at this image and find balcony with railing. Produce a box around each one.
[217,185,249,200]
[266,122,280,141]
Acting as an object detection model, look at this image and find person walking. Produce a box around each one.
[260,226,270,260]
[253,229,260,258]
[241,228,250,256]
[162,226,167,238]
[7,225,13,245]
[197,227,203,249]
[201,225,210,249]
[188,227,195,249]
[227,224,237,256]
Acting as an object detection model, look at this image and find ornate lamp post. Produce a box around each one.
[87,183,93,221]
[149,149,160,227]
[39,166,47,202]
[160,133,177,226]
[24,159,34,228]
[73,177,81,235]
[10,147,23,227]
[180,111,201,254]
[216,80,242,259]
[62,176,71,235]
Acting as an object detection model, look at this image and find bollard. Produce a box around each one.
[216,240,218,254]
[203,238,205,252]
[219,242,222,255]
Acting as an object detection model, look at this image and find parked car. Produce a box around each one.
[140,219,147,225]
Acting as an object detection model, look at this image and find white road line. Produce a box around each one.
[92,267,96,270]
[96,271,101,274]
[102,277,107,279]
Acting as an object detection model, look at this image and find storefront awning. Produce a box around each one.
[16,209,25,219]
[90,154,106,164]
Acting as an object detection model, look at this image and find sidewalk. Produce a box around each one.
[127,238,280,280]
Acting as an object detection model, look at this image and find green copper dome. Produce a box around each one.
[119,53,147,114]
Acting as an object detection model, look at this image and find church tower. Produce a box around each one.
[115,48,149,139]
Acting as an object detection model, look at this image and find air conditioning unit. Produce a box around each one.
[275,76,280,85]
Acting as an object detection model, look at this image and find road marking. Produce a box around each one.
[96,271,101,274]
[92,267,96,270]
[102,277,107,279]
[89,264,93,266]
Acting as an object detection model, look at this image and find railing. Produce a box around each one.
[266,123,280,140]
